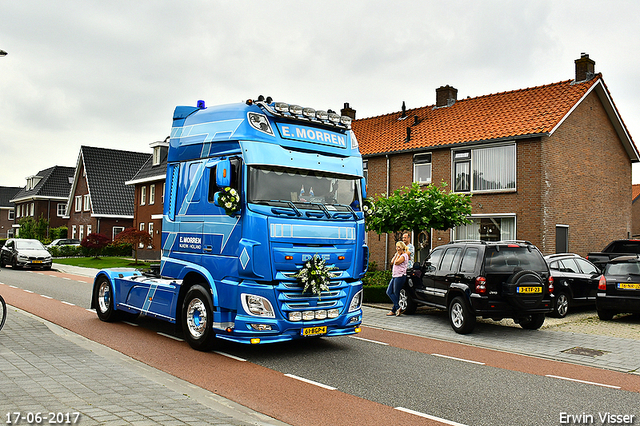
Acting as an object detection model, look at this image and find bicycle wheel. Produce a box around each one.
[0,295,6,331]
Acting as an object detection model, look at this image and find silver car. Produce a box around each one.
[0,238,53,270]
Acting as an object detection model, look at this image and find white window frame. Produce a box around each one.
[30,203,34,217]
[78,225,84,241]
[75,196,82,212]
[148,222,154,248]
[72,225,77,239]
[141,186,147,206]
[83,194,90,211]
[112,226,124,240]
[8,209,14,220]
[149,184,155,205]
[413,153,432,185]
[57,203,66,217]
[162,183,166,204]
[87,224,92,236]
[453,214,517,242]
[452,142,516,193]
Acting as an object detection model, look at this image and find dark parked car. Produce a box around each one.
[0,238,52,270]
[544,253,600,318]
[400,240,554,334]
[596,255,640,320]
[46,238,81,249]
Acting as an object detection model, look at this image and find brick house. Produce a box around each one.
[66,146,151,242]
[125,138,169,260]
[352,54,638,269]
[632,184,640,237]
[10,166,75,238]
[0,186,21,239]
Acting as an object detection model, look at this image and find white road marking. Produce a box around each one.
[431,353,485,365]
[396,407,469,426]
[157,332,183,341]
[545,375,620,389]
[214,351,247,362]
[284,374,336,390]
[348,335,389,345]
[61,301,75,306]
[40,294,52,299]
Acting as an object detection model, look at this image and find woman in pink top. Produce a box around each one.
[386,241,409,316]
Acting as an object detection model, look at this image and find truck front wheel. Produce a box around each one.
[183,285,217,351]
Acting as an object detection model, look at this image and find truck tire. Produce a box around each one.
[182,285,217,351]
[94,276,119,322]
[449,296,476,334]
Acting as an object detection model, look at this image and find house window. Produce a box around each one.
[87,224,92,236]
[362,160,368,186]
[139,222,145,248]
[454,216,516,241]
[30,203,34,217]
[149,184,155,205]
[413,153,432,185]
[153,146,162,166]
[83,194,90,211]
[162,183,165,204]
[57,203,66,217]
[78,225,84,241]
[141,186,146,205]
[75,196,82,212]
[8,209,14,220]
[148,222,154,248]
[112,226,124,240]
[453,144,516,192]
[72,225,77,239]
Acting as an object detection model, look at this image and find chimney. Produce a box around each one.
[341,102,356,120]
[436,85,457,107]
[574,53,595,82]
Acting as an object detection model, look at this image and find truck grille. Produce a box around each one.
[275,280,347,313]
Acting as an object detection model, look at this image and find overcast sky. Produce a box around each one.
[2,1,640,187]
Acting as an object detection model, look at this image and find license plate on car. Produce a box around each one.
[517,286,542,294]
[301,326,327,337]
[31,260,42,264]
[617,283,640,290]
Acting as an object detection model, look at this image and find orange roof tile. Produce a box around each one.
[353,76,601,156]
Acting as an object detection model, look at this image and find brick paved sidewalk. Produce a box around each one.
[0,307,287,426]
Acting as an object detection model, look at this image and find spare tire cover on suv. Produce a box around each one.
[502,269,545,309]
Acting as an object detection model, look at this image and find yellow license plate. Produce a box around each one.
[517,286,542,294]
[302,326,327,337]
[31,260,42,264]
[618,283,640,290]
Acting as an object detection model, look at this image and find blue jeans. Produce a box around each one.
[386,275,407,313]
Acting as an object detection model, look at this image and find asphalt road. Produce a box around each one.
[2,267,639,426]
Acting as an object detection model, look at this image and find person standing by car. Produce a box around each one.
[402,232,415,264]
[386,241,410,316]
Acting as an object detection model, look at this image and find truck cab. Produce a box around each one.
[92,97,368,350]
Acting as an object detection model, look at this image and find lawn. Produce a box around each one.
[53,257,156,270]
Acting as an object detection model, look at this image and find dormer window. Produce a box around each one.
[153,146,162,166]
[26,175,42,191]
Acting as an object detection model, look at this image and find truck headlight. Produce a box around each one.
[348,290,363,312]
[241,294,275,318]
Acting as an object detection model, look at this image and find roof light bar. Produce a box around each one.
[253,98,352,129]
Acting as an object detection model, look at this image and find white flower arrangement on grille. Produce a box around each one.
[218,187,240,216]
[294,255,338,296]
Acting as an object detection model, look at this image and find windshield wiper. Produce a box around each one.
[253,199,302,216]
[327,203,358,220]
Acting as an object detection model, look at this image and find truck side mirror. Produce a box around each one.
[216,159,231,187]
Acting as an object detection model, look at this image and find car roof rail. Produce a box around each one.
[494,239,534,245]
[448,239,486,245]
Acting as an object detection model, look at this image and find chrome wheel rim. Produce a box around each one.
[186,298,207,339]
[557,294,569,317]
[98,281,110,313]
[451,302,464,328]
[398,289,407,310]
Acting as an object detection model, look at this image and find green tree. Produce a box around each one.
[18,216,49,241]
[366,181,473,240]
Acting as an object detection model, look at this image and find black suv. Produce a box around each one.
[399,240,554,334]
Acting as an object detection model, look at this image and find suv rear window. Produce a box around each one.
[484,246,546,273]
[606,262,640,275]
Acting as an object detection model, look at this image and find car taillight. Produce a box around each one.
[475,276,486,294]
[548,276,554,293]
[598,275,606,290]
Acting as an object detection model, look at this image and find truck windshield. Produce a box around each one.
[248,165,362,212]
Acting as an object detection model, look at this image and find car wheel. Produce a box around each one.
[552,291,570,318]
[182,285,217,351]
[398,286,417,315]
[449,296,476,334]
[0,256,5,268]
[519,313,545,330]
[94,276,119,322]
[597,308,615,321]
[11,257,22,269]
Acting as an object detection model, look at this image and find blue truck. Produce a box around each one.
[91,96,368,350]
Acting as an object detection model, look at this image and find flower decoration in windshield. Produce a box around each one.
[294,255,337,297]
[218,187,240,216]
